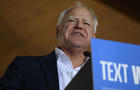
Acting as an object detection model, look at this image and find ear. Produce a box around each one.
[92,27,96,38]
[91,31,96,38]
[93,33,96,38]
[56,25,60,38]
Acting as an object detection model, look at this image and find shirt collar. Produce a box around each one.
[55,47,72,67]
[55,47,89,70]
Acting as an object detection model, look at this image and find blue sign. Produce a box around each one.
[91,38,140,90]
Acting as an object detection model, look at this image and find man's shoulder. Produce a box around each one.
[15,56,43,60]
[13,51,56,63]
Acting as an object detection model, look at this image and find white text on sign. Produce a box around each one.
[100,60,140,85]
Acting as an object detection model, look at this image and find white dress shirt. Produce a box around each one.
[55,47,88,90]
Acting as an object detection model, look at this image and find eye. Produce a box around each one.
[84,23,91,26]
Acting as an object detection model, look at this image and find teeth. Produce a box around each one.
[75,33,81,36]
[72,32,83,36]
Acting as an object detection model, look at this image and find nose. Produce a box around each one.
[74,21,83,30]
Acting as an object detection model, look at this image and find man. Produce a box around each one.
[0,2,98,90]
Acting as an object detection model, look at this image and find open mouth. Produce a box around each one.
[71,32,85,37]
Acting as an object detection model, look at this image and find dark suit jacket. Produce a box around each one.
[0,51,59,90]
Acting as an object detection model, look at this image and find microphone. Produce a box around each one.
[83,51,91,57]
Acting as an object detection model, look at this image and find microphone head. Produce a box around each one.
[83,51,91,57]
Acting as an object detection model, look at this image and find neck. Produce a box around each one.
[59,46,87,69]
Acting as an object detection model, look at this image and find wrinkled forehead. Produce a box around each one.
[64,6,94,24]
[66,16,91,23]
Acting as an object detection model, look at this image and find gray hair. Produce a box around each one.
[57,2,98,33]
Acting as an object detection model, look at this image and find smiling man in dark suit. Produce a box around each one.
[0,2,98,90]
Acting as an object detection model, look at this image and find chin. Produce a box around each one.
[70,43,89,48]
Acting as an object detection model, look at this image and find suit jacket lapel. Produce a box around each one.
[40,51,59,90]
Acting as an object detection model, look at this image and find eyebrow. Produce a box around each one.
[66,16,91,24]
[66,16,78,20]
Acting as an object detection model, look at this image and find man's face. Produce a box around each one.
[57,6,96,49]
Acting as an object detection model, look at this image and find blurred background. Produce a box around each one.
[0,0,140,77]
